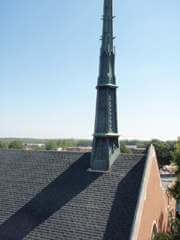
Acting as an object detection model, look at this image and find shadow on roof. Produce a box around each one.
[0,153,102,240]
[103,157,146,240]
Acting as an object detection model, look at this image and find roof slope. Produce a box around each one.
[0,150,146,240]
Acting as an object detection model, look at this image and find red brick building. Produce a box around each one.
[131,145,176,240]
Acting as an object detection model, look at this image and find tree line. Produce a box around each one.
[0,139,92,151]
[0,138,178,168]
[0,140,24,150]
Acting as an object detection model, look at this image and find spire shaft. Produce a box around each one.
[91,0,120,171]
[101,0,114,52]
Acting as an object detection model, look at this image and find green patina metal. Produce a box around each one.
[91,0,120,171]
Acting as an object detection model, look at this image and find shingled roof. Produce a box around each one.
[0,150,147,240]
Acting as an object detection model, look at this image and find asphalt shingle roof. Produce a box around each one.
[0,150,146,240]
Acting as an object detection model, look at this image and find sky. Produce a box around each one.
[0,0,179,140]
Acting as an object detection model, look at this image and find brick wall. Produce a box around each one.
[137,156,176,240]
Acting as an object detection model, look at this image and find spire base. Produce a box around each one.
[91,137,120,171]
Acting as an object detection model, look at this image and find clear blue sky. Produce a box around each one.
[0,0,179,140]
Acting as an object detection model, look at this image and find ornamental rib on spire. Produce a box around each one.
[91,0,120,171]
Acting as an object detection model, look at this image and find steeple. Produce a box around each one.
[91,0,120,171]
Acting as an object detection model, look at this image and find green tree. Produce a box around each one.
[56,139,75,148]
[45,141,58,151]
[8,141,24,150]
[169,139,180,200]
[154,232,173,240]
[151,139,175,167]
[0,141,8,149]
[172,138,180,174]
[167,139,180,239]
[76,140,92,147]
[120,143,132,154]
